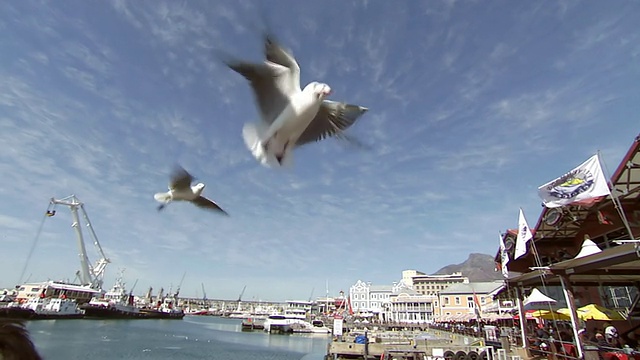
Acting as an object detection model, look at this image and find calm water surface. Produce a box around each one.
[26,316,329,359]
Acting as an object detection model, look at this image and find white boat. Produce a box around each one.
[284,308,307,320]
[310,319,332,334]
[263,314,308,334]
[289,319,332,334]
[21,296,84,319]
[228,310,251,319]
[185,307,210,316]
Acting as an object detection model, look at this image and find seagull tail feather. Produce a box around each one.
[242,122,281,168]
[154,192,171,203]
[279,148,294,168]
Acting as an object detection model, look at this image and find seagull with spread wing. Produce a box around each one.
[154,166,228,215]
[225,34,369,167]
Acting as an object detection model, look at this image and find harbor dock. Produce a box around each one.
[326,329,490,360]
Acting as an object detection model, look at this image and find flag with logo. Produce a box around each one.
[499,233,510,278]
[514,208,533,260]
[537,154,611,208]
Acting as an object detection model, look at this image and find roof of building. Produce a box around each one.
[439,281,504,295]
[413,272,465,280]
[392,287,420,296]
[368,284,393,292]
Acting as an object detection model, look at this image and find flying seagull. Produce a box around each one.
[153,166,228,215]
[224,34,369,167]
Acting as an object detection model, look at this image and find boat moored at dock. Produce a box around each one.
[21,295,84,319]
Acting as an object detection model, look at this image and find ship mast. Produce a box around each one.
[50,195,110,290]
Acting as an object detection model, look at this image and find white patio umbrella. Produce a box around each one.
[523,288,558,310]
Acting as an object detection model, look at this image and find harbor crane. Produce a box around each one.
[235,285,247,312]
[173,272,186,298]
[237,285,246,302]
[49,195,110,290]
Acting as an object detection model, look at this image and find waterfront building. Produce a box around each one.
[490,134,640,358]
[410,271,469,296]
[385,292,437,323]
[400,269,425,287]
[436,281,504,321]
[315,292,348,315]
[349,279,438,323]
[349,280,395,317]
[349,271,476,322]
[480,285,514,315]
[285,300,313,319]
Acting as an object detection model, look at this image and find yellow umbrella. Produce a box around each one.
[530,309,571,321]
[558,304,626,321]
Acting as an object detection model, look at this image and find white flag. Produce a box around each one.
[499,234,509,278]
[537,154,611,208]
[514,208,533,260]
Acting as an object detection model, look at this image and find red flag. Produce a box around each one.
[473,292,482,319]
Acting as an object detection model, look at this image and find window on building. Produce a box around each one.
[444,297,449,305]
[455,297,460,305]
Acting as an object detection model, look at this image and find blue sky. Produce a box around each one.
[1,0,639,302]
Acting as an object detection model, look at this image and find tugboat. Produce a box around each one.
[81,271,148,319]
[0,303,36,320]
[82,273,185,320]
[137,287,185,320]
[21,291,84,319]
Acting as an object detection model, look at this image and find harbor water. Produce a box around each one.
[26,316,329,360]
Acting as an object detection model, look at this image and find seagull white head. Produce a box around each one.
[191,182,205,196]
[306,82,332,100]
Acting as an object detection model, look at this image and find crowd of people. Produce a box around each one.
[431,318,640,359]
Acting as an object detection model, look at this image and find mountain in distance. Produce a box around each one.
[432,253,503,282]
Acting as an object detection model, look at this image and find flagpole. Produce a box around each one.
[529,241,551,295]
[515,208,554,312]
[598,150,636,240]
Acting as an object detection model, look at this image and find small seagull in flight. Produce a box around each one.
[154,165,228,216]
[224,33,369,168]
